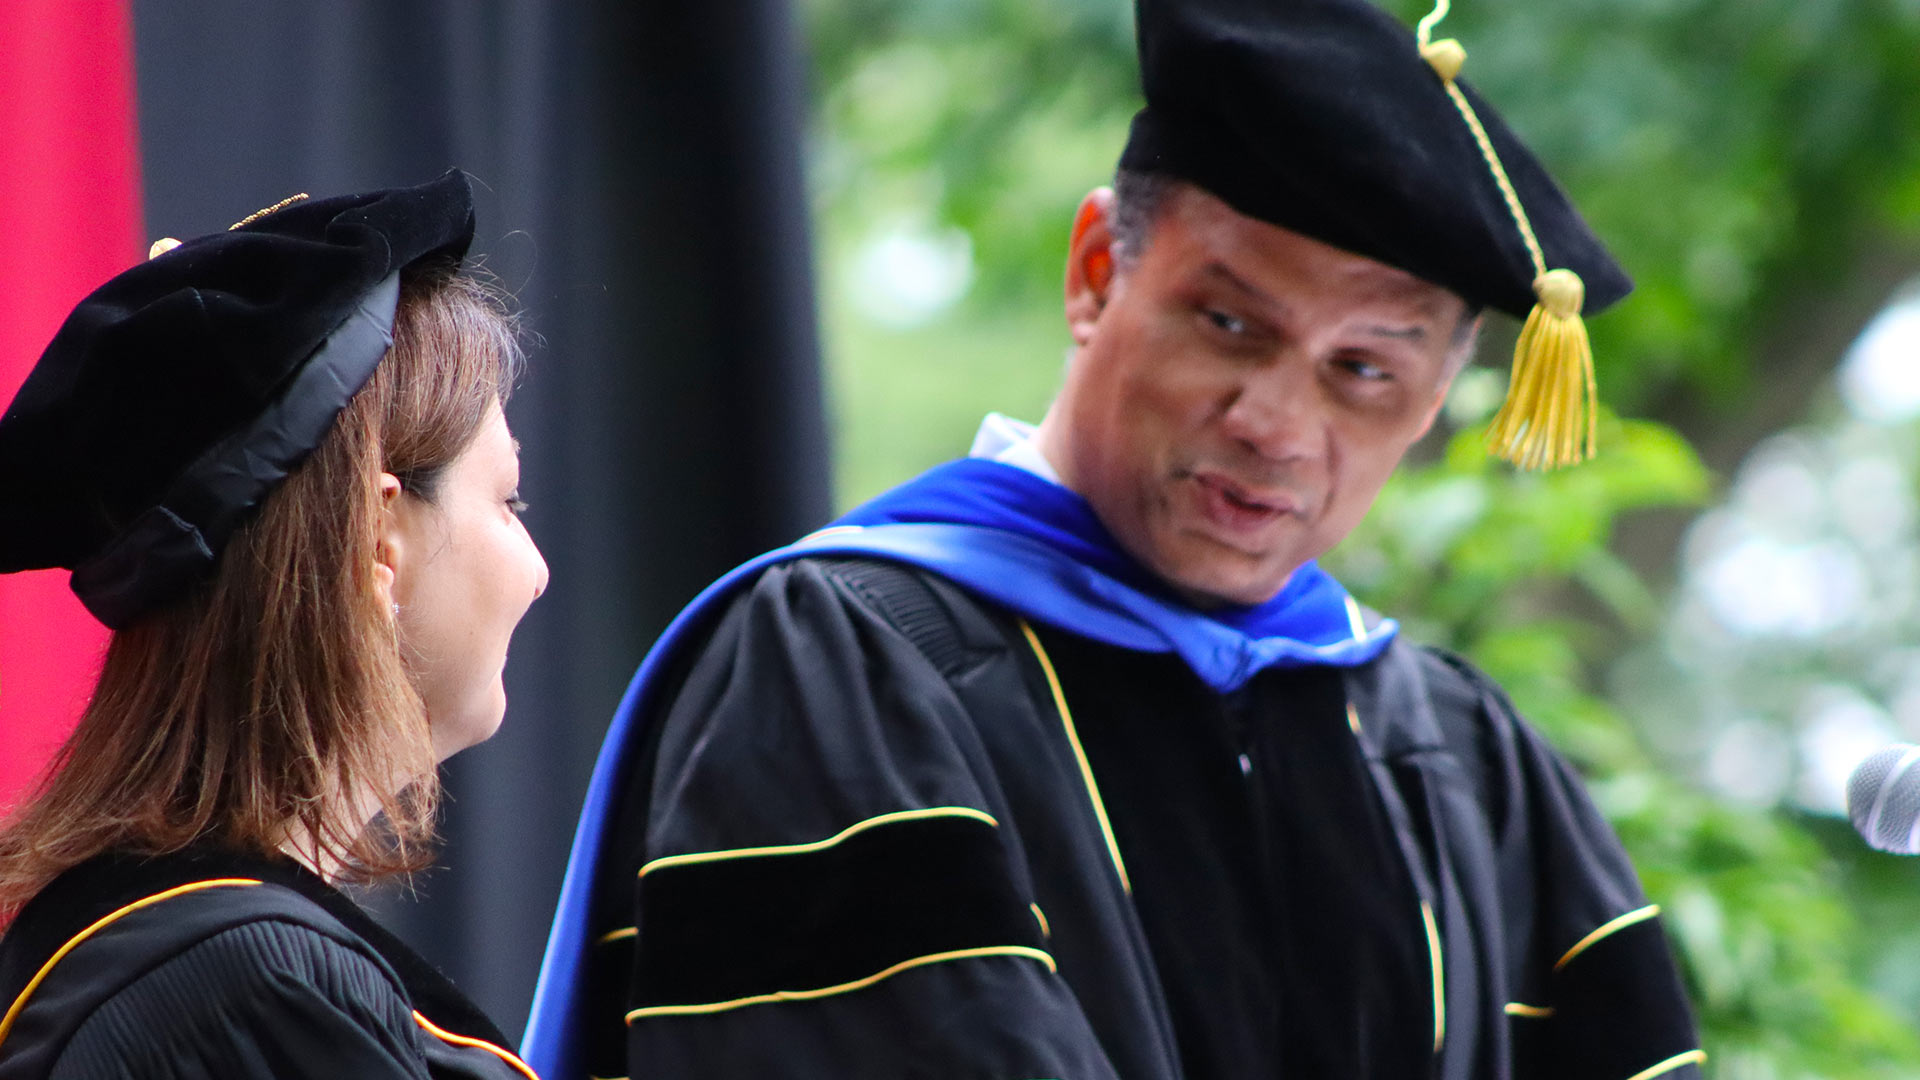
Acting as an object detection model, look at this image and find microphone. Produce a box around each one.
[1847,744,1920,854]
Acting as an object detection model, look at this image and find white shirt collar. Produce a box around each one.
[968,412,1062,484]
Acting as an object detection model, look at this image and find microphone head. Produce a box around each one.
[1847,744,1920,855]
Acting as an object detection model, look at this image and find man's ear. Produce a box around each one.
[374,472,404,607]
[1064,187,1119,347]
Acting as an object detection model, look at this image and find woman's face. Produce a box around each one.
[385,401,548,760]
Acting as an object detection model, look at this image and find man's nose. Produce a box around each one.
[1217,364,1326,463]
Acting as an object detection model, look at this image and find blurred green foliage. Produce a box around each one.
[1333,417,1920,1074]
[802,0,1920,1073]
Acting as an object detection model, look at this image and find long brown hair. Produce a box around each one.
[0,263,524,920]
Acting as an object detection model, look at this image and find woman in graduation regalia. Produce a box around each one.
[0,172,549,1079]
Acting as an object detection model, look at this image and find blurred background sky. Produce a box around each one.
[4,1,1920,1075]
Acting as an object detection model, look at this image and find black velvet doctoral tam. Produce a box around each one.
[1121,0,1632,318]
[0,170,475,628]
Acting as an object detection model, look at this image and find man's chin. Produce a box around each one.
[1147,544,1297,609]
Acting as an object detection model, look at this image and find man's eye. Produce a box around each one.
[1338,355,1391,381]
[1205,309,1247,336]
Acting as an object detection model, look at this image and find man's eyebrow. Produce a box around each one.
[1202,261,1437,343]
[1201,262,1284,313]
[1360,323,1428,342]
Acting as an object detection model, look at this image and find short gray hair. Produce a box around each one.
[1109,169,1175,268]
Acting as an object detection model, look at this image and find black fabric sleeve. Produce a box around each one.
[1431,651,1704,1080]
[621,559,1121,1079]
[633,810,1041,1010]
[47,920,431,1080]
[1503,721,1702,1080]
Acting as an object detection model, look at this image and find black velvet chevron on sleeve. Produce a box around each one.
[631,811,1041,1012]
[1513,915,1703,1080]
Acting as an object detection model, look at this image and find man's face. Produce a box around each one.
[1039,183,1471,607]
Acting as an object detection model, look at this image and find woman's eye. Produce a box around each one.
[506,492,529,515]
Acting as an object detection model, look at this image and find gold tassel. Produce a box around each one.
[1485,269,1595,470]
[1418,0,1602,470]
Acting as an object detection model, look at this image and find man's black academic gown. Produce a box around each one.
[582,556,1702,1079]
[0,846,535,1080]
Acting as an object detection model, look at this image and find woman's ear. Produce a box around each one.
[374,472,404,607]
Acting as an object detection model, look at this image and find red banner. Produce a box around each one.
[0,0,141,812]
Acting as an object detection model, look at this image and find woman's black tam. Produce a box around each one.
[0,169,476,628]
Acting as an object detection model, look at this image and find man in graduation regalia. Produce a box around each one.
[526,0,1705,1076]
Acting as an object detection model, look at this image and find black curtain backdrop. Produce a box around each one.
[131,1,832,1037]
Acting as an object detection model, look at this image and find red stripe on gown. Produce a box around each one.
[0,0,140,813]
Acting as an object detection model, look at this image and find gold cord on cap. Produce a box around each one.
[228,192,309,231]
[146,192,312,262]
[1419,0,1596,469]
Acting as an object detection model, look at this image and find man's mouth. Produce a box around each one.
[1189,472,1296,534]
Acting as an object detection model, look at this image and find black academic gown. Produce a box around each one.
[584,556,1703,1079]
[0,846,535,1080]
